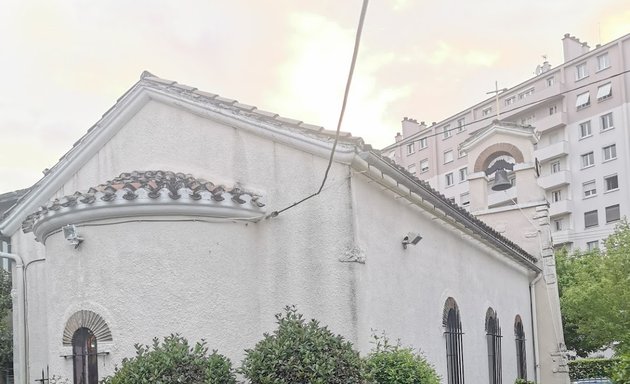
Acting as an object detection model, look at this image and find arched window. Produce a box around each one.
[514,315,527,380]
[63,310,111,384]
[485,308,502,384]
[72,327,98,384]
[443,297,465,384]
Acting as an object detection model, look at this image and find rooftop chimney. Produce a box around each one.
[562,33,590,62]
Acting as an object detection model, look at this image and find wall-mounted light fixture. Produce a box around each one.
[62,224,83,249]
[402,232,422,249]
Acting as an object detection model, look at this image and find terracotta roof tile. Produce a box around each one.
[275,116,303,126]
[252,109,279,119]
[192,90,218,99]
[21,171,265,233]
[232,102,257,111]
[214,96,237,105]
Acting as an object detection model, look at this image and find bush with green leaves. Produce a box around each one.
[363,333,440,384]
[568,358,618,381]
[612,353,630,384]
[514,379,534,384]
[101,334,236,384]
[240,305,364,383]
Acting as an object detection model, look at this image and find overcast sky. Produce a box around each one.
[0,0,628,192]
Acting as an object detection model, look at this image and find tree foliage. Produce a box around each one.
[0,268,12,374]
[612,353,630,384]
[240,305,364,384]
[556,220,630,356]
[363,333,440,384]
[101,334,236,384]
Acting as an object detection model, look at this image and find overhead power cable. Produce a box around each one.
[268,0,370,218]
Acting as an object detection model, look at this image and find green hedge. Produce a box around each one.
[568,358,619,380]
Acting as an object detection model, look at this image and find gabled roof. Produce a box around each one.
[0,189,30,219]
[459,120,538,152]
[0,72,539,272]
[0,71,363,236]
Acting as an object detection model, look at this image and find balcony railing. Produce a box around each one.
[534,112,567,134]
[538,170,571,190]
[549,199,573,217]
[534,140,570,162]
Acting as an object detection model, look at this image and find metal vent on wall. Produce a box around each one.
[62,310,113,346]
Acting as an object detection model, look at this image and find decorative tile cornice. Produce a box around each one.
[23,171,266,240]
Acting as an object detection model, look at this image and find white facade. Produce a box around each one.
[384,33,630,251]
[0,73,547,383]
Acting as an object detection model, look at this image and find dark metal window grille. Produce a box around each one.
[486,310,502,384]
[514,316,527,380]
[443,298,465,384]
[72,327,98,384]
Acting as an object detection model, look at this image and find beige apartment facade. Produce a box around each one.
[383,32,630,252]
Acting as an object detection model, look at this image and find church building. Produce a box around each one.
[0,72,567,383]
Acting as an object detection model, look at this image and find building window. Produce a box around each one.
[459,167,468,182]
[605,174,618,192]
[575,62,587,80]
[457,118,466,132]
[420,159,429,173]
[601,113,614,131]
[482,107,492,117]
[554,219,564,231]
[606,204,620,223]
[579,121,592,138]
[597,53,610,71]
[73,327,99,384]
[549,105,557,115]
[576,92,590,109]
[407,164,417,177]
[583,180,597,198]
[587,240,599,251]
[486,308,502,384]
[460,192,470,206]
[443,298,464,384]
[550,161,561,174]
[443,125,452,139]
[458,148,467,158]
[446,173,454,187]
[505,96,515,106]
[603,144,617,162]
[584,210,598,228]
[419,137,428,149]
[546,76,555,87]
[551,190,562,202]
[581,152,594,168]
[597,83,612,101]
[518,88,534,100]
[448,197,456,204]
[515,316,527,380]
[406,142,415,155]
[444,150,454,164]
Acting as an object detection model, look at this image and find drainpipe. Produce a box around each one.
[0,251,26,384]
[529,272,543,383]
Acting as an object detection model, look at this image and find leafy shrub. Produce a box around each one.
[612,353,630,384]
[568,358,618,381]
[101,334,236,384]
[240,305,364,383]
[514,379,534,384]
[363,334,440,384]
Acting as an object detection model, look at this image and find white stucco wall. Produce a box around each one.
[22,98,538,383]
[351,174,536,383]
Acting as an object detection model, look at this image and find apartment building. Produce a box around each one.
[383,33,630,251]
